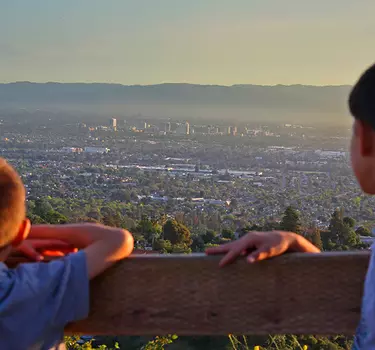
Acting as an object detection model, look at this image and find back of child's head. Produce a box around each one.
[349,62,375,129]
[0,158,26,248]
[348,63,375,195]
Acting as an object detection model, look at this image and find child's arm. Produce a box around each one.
[11,239,77,262]
[28,223,134,278]
[0,223,134,347]
[206,231,320,267]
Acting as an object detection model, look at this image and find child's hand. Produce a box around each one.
[206,231,320,267]
[14,239,78,262]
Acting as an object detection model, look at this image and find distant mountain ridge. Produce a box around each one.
[0,82,353,125]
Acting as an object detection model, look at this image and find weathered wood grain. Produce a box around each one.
[60,252,370,335]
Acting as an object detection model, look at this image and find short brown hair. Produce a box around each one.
[0,158,26,247]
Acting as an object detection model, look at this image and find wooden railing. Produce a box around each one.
[8,252,371,335]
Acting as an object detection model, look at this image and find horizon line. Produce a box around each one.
[0,81,352,88]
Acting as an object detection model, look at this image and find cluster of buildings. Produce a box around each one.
[90,118,244,137]
[61,147,110,154]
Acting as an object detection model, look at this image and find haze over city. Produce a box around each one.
[1,0,375,86]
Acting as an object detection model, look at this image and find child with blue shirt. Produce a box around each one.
[206,62,375,349]
[0,158,134,349]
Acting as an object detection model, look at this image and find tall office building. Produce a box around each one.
[185,122,190,135]
[111,118,117,131]
[165,122,171,132]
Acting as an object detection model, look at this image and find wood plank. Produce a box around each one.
[60,252,370,335]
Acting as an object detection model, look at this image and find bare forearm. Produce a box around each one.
[290,233,321,253]
[30,223,134,278]
[29,224,123,248]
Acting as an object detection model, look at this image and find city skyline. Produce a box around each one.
[1,0,375,86]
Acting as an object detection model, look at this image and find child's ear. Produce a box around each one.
[12,219,31,247]
[357,120,375,156]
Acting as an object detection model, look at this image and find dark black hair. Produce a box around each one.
[349,63,375,130]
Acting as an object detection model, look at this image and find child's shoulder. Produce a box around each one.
[0,252,89,349]
[0,252,89,322]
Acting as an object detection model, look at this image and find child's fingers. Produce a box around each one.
[219,248,243,267]
[240,248,257,256]
[27,239,73,249]
[18,244,44,262]
[26,239,77,253]
[247,248,271,264]
[40,250,66,257]
[40,247,78,256]
[35,242,75,251]
[205,245,230,255]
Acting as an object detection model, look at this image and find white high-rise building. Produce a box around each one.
[111,118,117,131]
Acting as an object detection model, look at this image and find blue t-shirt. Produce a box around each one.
[0,251,89,350]
[353,246,375,349]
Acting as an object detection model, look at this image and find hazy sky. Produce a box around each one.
[1,0,375,85]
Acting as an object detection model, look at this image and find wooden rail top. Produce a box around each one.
[10,252,372,335]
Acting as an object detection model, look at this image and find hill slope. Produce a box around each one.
[0,82,352,125]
